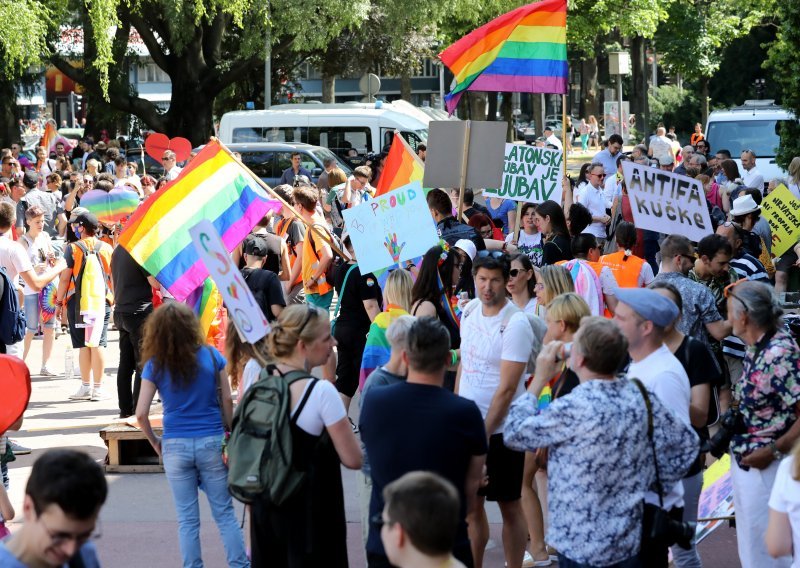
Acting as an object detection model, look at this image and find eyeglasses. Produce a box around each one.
[591,173,606,179]
[479,228,492,237]
[509,268,528,278]
[39,517,102,547]
[677,253,696,264]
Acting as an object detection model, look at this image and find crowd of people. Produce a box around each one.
[1,122,800,568]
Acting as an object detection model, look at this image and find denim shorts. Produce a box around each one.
[24,293,56,332]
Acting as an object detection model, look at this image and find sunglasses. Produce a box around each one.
[591,173,606,179]
[509,268,528,278]
[723,279,749,313]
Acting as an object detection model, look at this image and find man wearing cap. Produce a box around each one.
[614,287,693,566]
[659,154,675,172]
[279,152,313,186]
[55,210,114,402]
[241,234,286,323]
[18,171,59,237]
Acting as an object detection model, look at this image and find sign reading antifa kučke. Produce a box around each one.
[621,162,713,242]
[484,144,564,204]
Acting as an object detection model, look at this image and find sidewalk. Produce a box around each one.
[6,330,741,567]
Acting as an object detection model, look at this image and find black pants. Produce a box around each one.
[639,506,684,568]
[333,323,368,398]
[115,309,151,417]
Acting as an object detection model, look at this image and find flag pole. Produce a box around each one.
[562,94,568,175]
[456,120,471,219]
[213,137,347,259]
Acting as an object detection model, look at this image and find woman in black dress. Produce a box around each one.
[251,305,362,567]
[535,200,573,265]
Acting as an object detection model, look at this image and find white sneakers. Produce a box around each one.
[68,384,111,401]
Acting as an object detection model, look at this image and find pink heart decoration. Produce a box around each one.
[0,356,30,434]
[144,132,193,162]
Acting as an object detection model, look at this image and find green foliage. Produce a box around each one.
[649,85,698,134]
[0,1,52,73]
[766,0,800,169]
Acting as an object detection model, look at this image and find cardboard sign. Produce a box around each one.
[342,181,439,275]
[761,184,800,258]
[423,120,507,190]
[621,162,713,242]
[696,454,734,544]
[484,144,564,204]
[190,220,270,343]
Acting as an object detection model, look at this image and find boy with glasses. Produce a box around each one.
[0,449,107,567]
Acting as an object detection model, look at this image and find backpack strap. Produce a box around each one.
[331,263,358,322]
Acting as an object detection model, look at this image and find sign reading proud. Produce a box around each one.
[342,181,438,275]
[621,162,713,242]
[485,144,564,204]
[760,184,800,257]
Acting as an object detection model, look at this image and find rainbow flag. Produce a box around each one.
[119,139,273,302]
[359,306,409,390]
[440,0,568,114]
[374,133,425,197]
[40,121,57,154]
[186,278,220,338]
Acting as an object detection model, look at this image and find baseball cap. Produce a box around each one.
[67,207,89,223]
[243,235,269,258]
[615,288,679,328]
[454,239,477,262]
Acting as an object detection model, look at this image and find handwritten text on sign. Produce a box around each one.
[484,144,564,204]
[190,220,270,343]
[621,162,712,242]
[342,181,439,275]
[760,184,800,258]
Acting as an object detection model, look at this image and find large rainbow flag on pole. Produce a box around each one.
[440,0,568,114]
[374,133,425,197]
[119,139,274,302]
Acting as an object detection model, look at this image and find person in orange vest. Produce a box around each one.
[690,123,705,147]
[558,234,619,317]
[599,222,655,289]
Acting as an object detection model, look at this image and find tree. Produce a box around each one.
[766,0,800,169]
[44,0,369,145]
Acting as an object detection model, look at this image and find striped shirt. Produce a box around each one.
[722,253,771,358]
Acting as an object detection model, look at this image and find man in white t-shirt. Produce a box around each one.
[741,150,765,190]
[613,287,693,567]
[574,162,611,248]
[0,202,65,356]
[458,256,533,568]
[543,126,562,151]
[648,127,673,164]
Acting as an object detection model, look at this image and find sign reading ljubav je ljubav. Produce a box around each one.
[484,144,564,205]
[621,162,713,242]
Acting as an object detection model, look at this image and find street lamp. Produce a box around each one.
[608,51,631,139]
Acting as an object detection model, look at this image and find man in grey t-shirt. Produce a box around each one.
[18,171,60,237]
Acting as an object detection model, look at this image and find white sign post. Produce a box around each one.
[190,220,271,343]
[342,181,439,275]
[621,162,713,242]
[484,144,564,204]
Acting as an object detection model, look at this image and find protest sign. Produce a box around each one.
[342,181,439,275]
[760,184,800,258]
[484,143,564,204]
[696,454,734,544]
[423,121,506,191]
[621,162,713,242]
[190,220,270,343]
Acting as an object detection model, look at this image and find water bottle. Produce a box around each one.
[65,348,73,380]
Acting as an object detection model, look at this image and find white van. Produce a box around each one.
[218,101,431,157]
[705,100,795,185]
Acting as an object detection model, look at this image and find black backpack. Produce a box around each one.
[0,266,26,345]
[308,223,346,284]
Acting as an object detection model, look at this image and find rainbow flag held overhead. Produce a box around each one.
[40,121,57,155]
[440,0,568,114]
[119,139,274,302]
[374,133,425,197]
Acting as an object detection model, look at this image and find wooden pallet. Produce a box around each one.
[99,424,164,473]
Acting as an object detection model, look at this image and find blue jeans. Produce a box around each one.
[162,435,249,568]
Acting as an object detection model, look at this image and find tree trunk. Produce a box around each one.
[164,79,217,145]
[533,94,544,140]
[500,92,514,141]
[0,77,18,148]
[700,76,710,127]
[581,57,599,120]
[322,73,335,103]
[400,73,412,101]
[630,36,648,139]
[486,92,498,121]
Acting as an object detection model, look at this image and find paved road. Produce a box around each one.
[6,330,742,567]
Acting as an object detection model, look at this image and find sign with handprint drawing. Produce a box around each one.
[342,181,438,275]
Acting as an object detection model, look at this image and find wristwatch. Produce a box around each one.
[770,441,784,461]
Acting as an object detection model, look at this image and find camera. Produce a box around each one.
[701,407,745,459]
[642,503,696,550]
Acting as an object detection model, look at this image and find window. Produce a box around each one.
[137,59,169,83]
[239,151,277,180]
[275,151,318,176]
[232,127,307,144]
[418,59,441,78]
[310,148,352,175]
[706,119,790,158]
[307,127,371,157]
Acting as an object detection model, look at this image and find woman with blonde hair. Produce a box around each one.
[521,293,590,567]
[251,304,361,567]
[533,264,575,317]
[787,156,800,199]
[359,268,414,389]
[136,303,249,568]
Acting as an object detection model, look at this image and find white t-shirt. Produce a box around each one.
[0,234,33,290]
[506,231,543,267]
[238,358,263,401]
[20,233,53,296]
[628,344,692,510]
[291,378,347,436]
[574,182,608,239]
[742,167,764,190]
[166,165,183,181]
[459,300,534,434]
[649,136,673,162]
[769,455,800,568]
[546,134,563,151]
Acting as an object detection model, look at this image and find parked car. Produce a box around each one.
[125,148,167,179]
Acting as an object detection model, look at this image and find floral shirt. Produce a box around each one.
[653,272,722,347]
[731,329,800,463]
[504,379,698,565]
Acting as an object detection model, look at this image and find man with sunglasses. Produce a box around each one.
[653,235,731,347]
[161,150,182,181]
[574,162,611,249]
[10,143,32,170]
[0,449,107,567]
